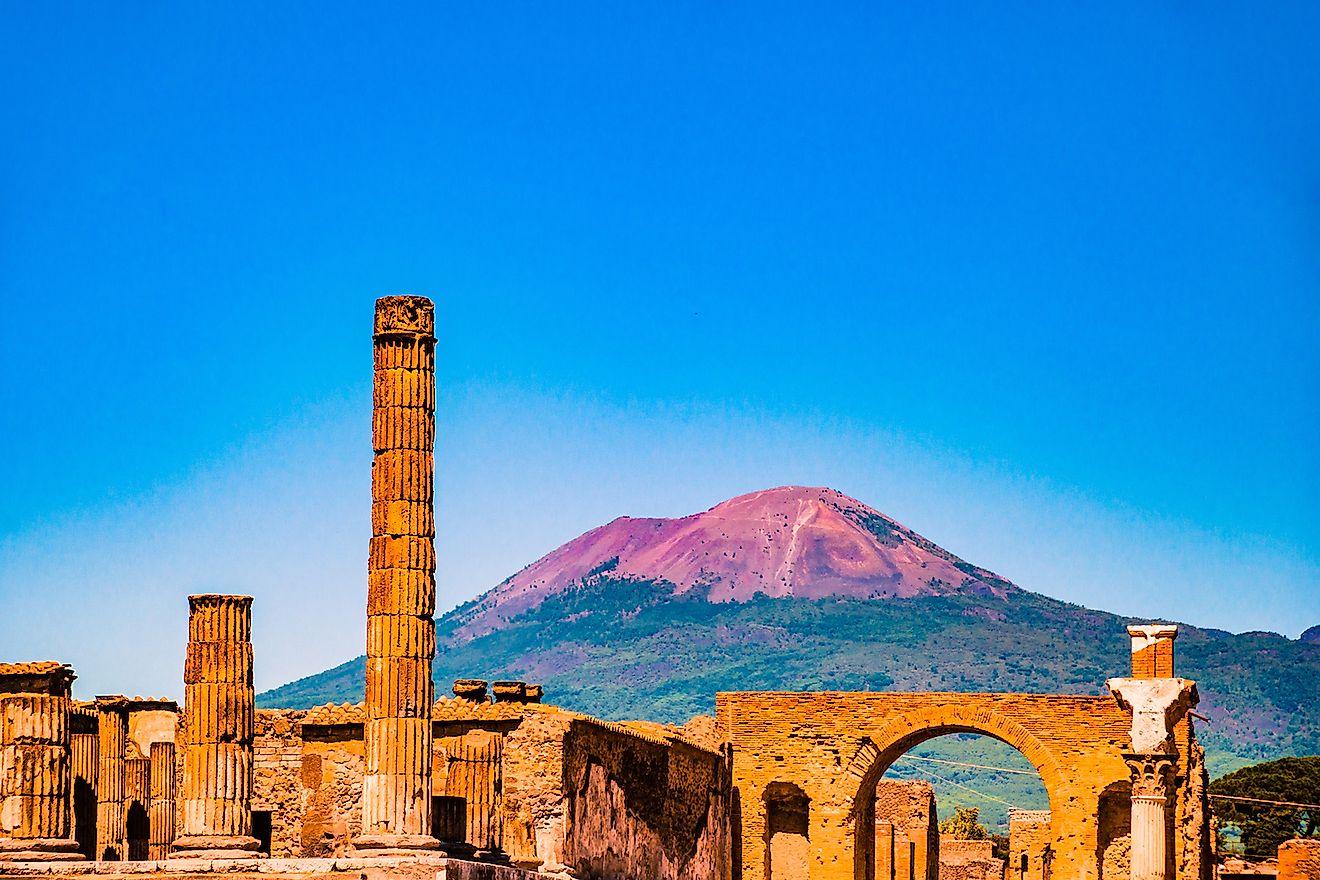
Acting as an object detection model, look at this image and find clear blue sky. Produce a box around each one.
[2,3,1317,698]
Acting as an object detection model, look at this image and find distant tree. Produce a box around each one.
[1210,756,1320,858]
[939,806,988,840]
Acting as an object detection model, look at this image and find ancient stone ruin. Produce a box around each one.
[2,294,1286,880]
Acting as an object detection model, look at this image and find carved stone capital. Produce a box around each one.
[1124,752,1176,800]
[375,296,435,338]
[1106,677,1199,752]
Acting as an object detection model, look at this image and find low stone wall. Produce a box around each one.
[0,855,544,880]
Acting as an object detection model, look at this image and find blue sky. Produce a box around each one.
[2,3,1317,699]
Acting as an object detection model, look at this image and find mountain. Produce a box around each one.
[453,486,1017,641]
[259,486,1320,776]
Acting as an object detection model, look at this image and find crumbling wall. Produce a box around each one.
[1006,811,1050,880]
[938,839,999,880]
[1278,839,1320,880]
[562,718,730,880]
[252,709,309,857]
[501,706,575,870]
[875,781,937,880]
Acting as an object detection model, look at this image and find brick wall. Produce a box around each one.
[716,690,1164,880]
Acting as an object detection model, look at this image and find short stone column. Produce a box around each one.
[69,704,98,859]
[94,696,128,860]
[148,742,176,859]
[1124,753,1175,880]
[170,594,260,859]
[123,756,150,860]
[357,295,441,854]
[0,662,82,861]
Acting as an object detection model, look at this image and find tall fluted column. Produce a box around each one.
[69,704,98,859]
[148,742,176,860]
[1126,754,1175,880]
[94,696,128,860]
[170,594,260,859]
[0,663,82,861]
[356,295,441,854]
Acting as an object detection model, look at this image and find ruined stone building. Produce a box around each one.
[0,296,1253,880]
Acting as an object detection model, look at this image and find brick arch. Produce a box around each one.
[841,703,1065,820]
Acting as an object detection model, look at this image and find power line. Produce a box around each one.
[888,760,1026,810]
[894,755,1037,776]
[1210,794,1320,810]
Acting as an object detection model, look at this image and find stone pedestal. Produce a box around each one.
[148,741,176,860]
[356,296,441,855]
[0,662,82,862]
[1125,753,1175,880]
[170,594,261,859]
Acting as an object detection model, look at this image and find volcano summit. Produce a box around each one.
[453,486,1018,640]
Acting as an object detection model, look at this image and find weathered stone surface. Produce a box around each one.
[357,296,439,854]
[0,664,80,863]
[1107,678,1199,754]
[171,596,259,859]
[1279,839,1320,880]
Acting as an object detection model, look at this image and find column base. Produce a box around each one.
[0,838,85,862]
[350,834,444,857]
[168,834,265,860]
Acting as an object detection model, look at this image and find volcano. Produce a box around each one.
[450,486,1019,640]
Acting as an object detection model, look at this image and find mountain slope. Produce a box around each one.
[259,487,1320,774]
[453,486,1016,640]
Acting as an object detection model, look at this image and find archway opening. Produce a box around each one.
[855,733,1053,880]
[765,781,810,880]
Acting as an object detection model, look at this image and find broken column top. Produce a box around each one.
[1107,677,1199,753]
[491,680,544,703]
[1127,623,1179,678]
[374,295,435,337]
[0,661,76,694]
[452,679,490,702]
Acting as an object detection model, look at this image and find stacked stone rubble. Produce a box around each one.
[358,295,440,852]
[94,696,128,860]
[171,594,260,858]
[0,662,81,861]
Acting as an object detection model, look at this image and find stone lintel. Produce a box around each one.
[1106,677,1199,753]
[0,664,76,696]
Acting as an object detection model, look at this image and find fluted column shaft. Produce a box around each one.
[358,295,440,852]
[70,707,98,860]
[94,699,127,860]
[148,742,175,860]
[170,594,259,859]
[0,664,81,861]
[1126,754,1175,880]
[124,758,150,861]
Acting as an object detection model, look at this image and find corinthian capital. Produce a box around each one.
[1125,752,1176,799]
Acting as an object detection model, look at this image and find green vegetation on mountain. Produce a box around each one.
[1209,756,1320,859]
[259,573,1320,780]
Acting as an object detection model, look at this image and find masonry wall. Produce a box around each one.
[716,691,1149,880]
[561,718,730,880]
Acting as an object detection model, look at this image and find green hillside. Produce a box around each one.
[259,574,1320,778]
